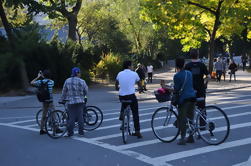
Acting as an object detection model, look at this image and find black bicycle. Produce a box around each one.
[44,101,103,139]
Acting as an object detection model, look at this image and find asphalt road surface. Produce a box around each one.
[0,87,251,166]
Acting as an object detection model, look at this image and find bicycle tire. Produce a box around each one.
[196,105,230,145]
[151,107,179,143]
[84,106,103,131]
[45,110,67,139]
[35,109,43,127]
[83,108,98,131]
[122,111,130,144]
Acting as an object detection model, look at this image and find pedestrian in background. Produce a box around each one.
[229,60,238,82]
[60,67,88,137]
[222,57,227,81]
[241,54,248,71]
[147,64,153,83]
[214,57,223,82]
[135,63,146,93]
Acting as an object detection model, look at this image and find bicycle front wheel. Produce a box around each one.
[45,110,67,139]
[196,105,230,145]
[84,106,103,131]
[151,107,179,143]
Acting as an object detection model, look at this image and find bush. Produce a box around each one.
[95,53,122,81]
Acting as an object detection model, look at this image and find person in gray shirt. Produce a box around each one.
[214,57,223,82]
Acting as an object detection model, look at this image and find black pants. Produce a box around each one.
[147,73,153,83]
[196,89,206,126]
[119,94,140,132]
[67,103,85,135]
[216,70,222,82]
[178,101,195,139]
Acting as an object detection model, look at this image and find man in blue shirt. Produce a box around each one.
[173,57,196,145]
[31,70,54,135]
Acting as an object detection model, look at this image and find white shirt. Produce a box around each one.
[116,69,140,96]
[147,65,153,73]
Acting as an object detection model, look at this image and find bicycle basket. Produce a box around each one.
[154,90,171,103]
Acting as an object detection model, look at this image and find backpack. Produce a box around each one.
[36,80,50,102]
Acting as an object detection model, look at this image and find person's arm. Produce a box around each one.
[30,71,43,85]
[115,80,119,91]
[60,80,68,102]
[83,80,88,96]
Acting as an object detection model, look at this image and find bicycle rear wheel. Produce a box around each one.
[36,109,43,127]
[122,110,130,144]
[151,107,179,143]
[196,106,230,145]
[45,110,67,139]
[84,106,103,131]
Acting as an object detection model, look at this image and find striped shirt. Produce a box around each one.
[61,77,88,104]
[34,79,54,101]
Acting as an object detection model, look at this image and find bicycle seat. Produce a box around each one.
[120,100,132,104]
[196,97,205,102]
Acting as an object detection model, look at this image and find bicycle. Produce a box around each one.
[44,101,103,139]
[151,93,230,145]
[120,100,133,144]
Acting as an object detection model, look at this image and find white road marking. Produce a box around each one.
[233,155,251,166]
[151,137,251,163]
[8,119,36,125]
[116,121,251,150]
[0,116,34,120]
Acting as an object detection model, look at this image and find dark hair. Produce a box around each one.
[123,60,132,69]
[175,57,185,69]
[190,49,199,59]
[42,69,51,78]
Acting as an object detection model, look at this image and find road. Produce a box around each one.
[0,87,251,166]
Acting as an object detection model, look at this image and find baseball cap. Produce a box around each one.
[71,67,81,77]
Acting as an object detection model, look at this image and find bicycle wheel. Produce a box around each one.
[83,108,98,131]
[45,110,67,139]
[151,107,179,143]
[84,106,103,131]
[122,110,130,144]
[196,106,230,145]
[36,109,43,127]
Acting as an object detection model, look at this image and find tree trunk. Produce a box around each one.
[19,59,29,89]
[67,15,78,41]
[0,1,13,43]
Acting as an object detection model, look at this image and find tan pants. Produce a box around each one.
[41,102,54,130]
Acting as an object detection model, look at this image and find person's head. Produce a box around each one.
[137,63,141,68]
[123,60,132,70]
[190,49,199,59]
[175,57,185,70]
[217,57,221,62]
[42,69,51,79]
[71,67,81,77]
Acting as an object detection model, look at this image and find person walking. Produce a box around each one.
[31,69,55,135]
[147,64,153,83]
[135,63,146,93]
[241,54,247,71]
[228,60,238,82]
[185,49,210,128]
[173,57,196,145]
[115,61,143,138]
[222,57,227,81]
[59,67,88,137]
[214,57,223,82]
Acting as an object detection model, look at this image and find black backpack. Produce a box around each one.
[36,80,50,102]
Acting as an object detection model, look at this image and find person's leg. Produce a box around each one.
[216,71,219,82]
[219,71,222,82]
[185,101,195,143]
[196,90,206,127]
[66,104,77,136]
[130,94,142,138]
[234,72,236,81]
[40,102,50,132]
[229,72,232,82]
[223,71,226,81]
[147,73,150,83]
[150,73,153,83]
[177,103,188,145]
[119,95,129,121]
[75,103,84,135]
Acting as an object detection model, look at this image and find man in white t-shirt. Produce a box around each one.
[115,61,143,138]
[147,64,153,83]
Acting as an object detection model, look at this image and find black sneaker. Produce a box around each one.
[132,132,143,139]
[177,138,186,145]
[186,136,195,143]
[40,130,46,135]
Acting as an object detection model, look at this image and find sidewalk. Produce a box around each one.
[0,69,251,108]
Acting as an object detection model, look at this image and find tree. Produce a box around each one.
[141,0,251,72]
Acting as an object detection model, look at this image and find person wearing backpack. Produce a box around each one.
[59,67,88,137]
[31,69,55,135]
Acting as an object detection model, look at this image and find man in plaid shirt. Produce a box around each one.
[60,67,88,137]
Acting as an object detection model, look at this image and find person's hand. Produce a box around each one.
[37,70,43,78]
